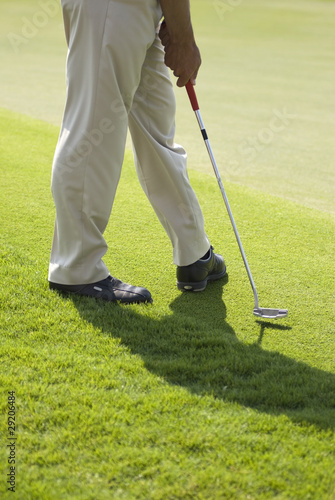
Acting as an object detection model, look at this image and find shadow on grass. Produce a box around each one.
[70,277,335,430]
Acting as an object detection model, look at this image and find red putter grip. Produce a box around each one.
[186,81,199,111]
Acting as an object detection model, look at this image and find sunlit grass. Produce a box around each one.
[0,108,334,499]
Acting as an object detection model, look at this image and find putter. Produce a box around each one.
[186,82,288,320]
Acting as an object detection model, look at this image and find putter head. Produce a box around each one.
[253,308,288,320]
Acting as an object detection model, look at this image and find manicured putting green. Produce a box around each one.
[0,108,334,499]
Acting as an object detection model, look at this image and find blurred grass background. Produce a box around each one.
[0,0,334,212]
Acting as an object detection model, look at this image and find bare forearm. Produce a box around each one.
[159,0,201,87]
[159,0,195,44]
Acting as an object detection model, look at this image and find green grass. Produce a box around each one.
[1,108,335,499]
[176,0,335,213]
[0,0,334,212]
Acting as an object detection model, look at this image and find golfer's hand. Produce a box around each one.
[159,20,201,87]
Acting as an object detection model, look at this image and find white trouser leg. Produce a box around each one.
[128,36,210,266]
[49,0,162,284]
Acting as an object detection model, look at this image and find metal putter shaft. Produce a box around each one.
[185,82,288,320]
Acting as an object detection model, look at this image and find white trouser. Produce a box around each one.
[49,0,210,285]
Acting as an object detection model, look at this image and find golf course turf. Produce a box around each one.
[1,0,334,498]
[1,107,334,499]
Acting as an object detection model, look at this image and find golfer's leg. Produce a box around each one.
[128,36,210,267]
[49,0,160,284]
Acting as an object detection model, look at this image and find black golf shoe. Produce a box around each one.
[49,275,152,304]
[176,246,226,292]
